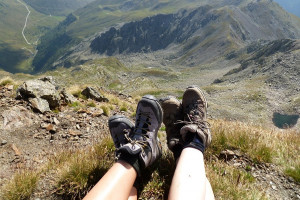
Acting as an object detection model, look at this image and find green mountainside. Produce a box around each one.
[32,0,300,73]
[52,0,300,73]
[32,0,206,72]
[0,0,64,73]
[23,0,95,16]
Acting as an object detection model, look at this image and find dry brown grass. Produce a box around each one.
[1,119,298,199]
[1,170,39,200]
[0,76,15,86]
[208,119,300,177]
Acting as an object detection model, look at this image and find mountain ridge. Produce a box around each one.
[53,0,300,71]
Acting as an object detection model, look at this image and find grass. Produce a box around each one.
[86,101,96,107]
[1,170,39,200]
[206,161,267,200]
[0,76,15,86]
[68,101,83,111]
[101,105,110,117]
[244,91,267,103]
[285,165,300,183]
[209,119,300,179]
[120,106,128,112]
[55,137,115,199]
[1,119,299,199]
[202,84,229,94]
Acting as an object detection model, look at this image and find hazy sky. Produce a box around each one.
[273,0,300,18]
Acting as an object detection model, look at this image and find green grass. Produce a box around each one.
[209,119,300,182]
[101,105,110,117]
[0,76,14,86]
[207,161,266,200]
[120,106,127,112]
[86,101,96,107]
[285,165,300,183]
[1,170,39,200]
[56,138,115,199]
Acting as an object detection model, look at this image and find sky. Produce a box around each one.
[273,0,300,18]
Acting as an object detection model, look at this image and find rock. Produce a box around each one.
[29,98,51,113]
[11,144,21,156]
[2,106,37,130]
[53,117,60,125]
[40,123,48,129]
[38,76,56,85]
[68,130,82,136]
[16,78,60,109]
[46,124,55,132]
[81,87,109,102]
[271,185,277,190]
[219,149,236,161]
[60,88,77,104]
[1,140,7,146]
[5,85,14,91]
[91,108,104,117]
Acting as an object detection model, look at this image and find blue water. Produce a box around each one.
[272,112,299,129]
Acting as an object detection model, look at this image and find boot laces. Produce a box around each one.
[175,100,210,131]
[125,111,151,151]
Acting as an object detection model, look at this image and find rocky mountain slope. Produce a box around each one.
[45,0,300,73]
[32,0,205,73]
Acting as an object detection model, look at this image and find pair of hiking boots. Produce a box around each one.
[108,86,211,176]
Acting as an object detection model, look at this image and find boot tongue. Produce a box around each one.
[180,124,198,135]
[134,115,148,139]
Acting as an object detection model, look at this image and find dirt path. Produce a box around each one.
[17,0,31,45]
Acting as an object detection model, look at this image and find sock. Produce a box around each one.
[172,144,183,161]
[183,132,205,153]
[118,152,141,177]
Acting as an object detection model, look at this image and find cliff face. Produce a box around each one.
[89,0,300,67]
[90,6,215,55]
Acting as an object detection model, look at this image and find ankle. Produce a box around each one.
[183,132,206,154]
[118,151,141,177]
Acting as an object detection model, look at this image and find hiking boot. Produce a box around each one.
[117,95,163,175]
[159,96,184,160]
[108,115,134,148]
[180,86,211,153]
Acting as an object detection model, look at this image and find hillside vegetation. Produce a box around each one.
[0,0,63,73]
[23,0,94,16]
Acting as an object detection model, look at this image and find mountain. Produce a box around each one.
[0,0,96,74]
[52,0,300,72]
[32,0,300,73]
[0,0,63,73]
[32,0,206,73]
[23,0,95,16]
[273,0,300,18]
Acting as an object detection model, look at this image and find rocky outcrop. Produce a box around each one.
[90,6,214,55]
[61,88,77,104]
[81,87,109,102]
[2,106,37,130]
[16,76,77,113]
[29,97,51,113]
[90,1,300,59]
[16,77,61,109]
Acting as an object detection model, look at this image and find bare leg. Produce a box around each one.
[83,160,137,200]
[168,147,213,200]
[205,178,215,200]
